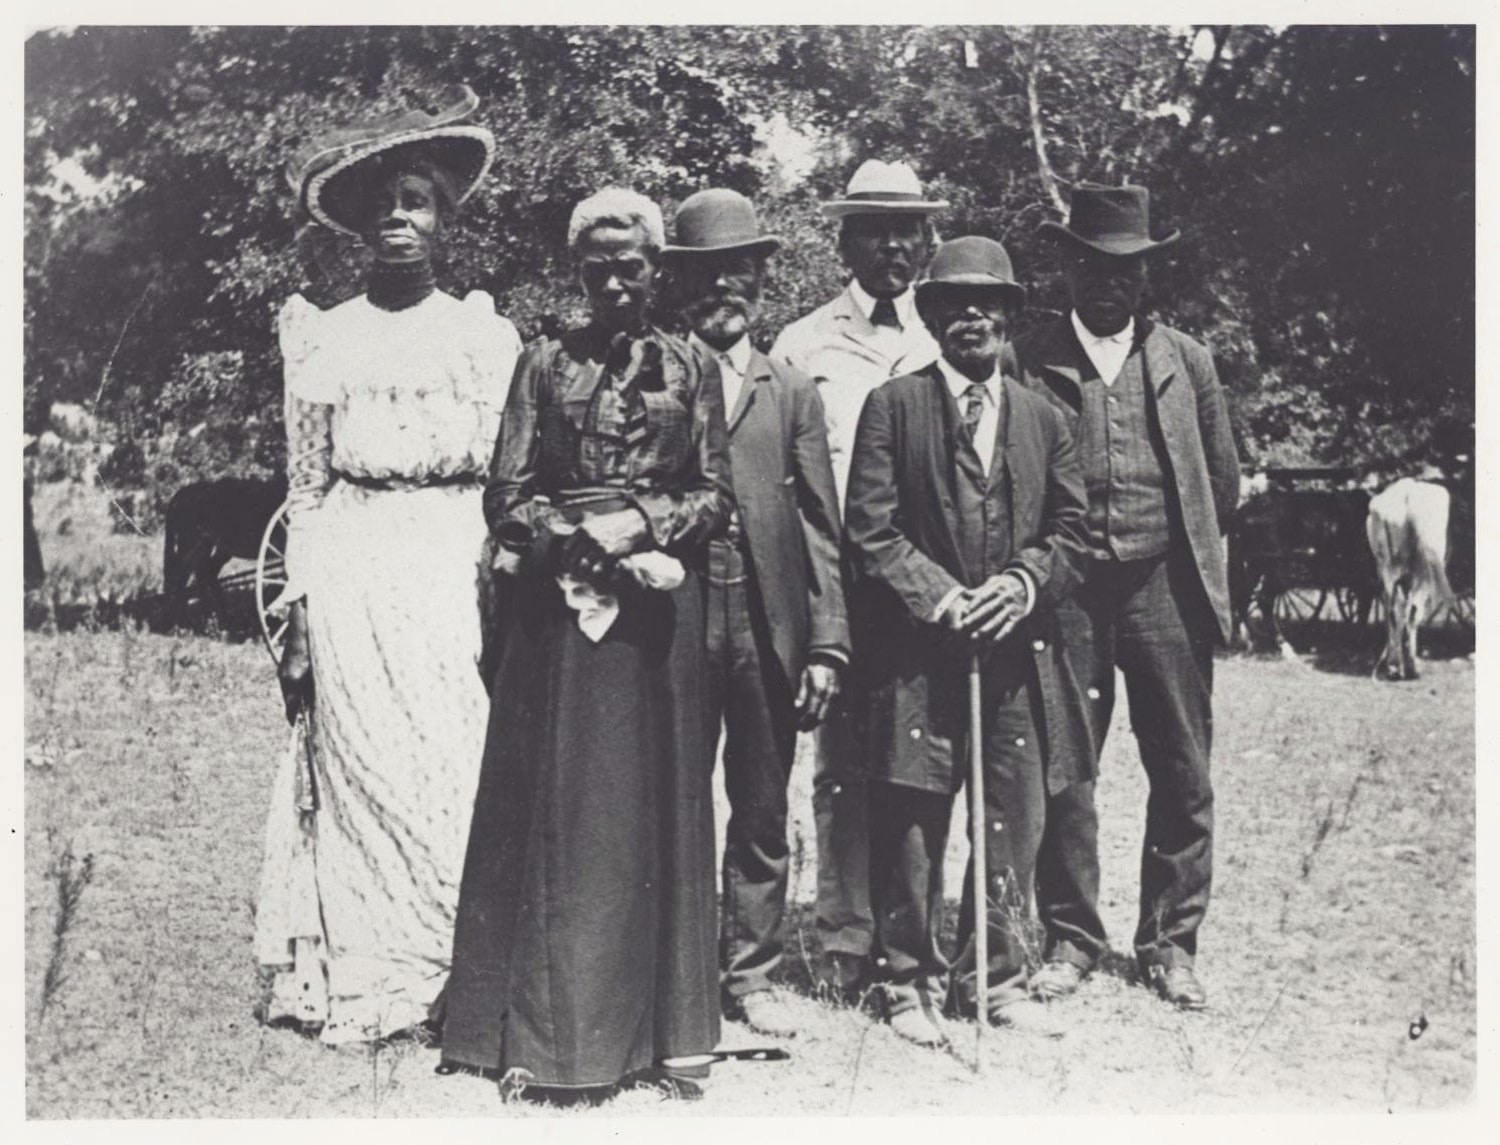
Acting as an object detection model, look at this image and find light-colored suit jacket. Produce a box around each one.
[770,284,939,506]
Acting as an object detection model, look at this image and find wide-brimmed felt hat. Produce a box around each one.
[914,236,1026,309]
[1037,182,1179,257]
[662,189,781,259]
[821,159,949,220]
[288,84,495,237]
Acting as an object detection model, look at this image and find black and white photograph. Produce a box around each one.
[17,10,1484,1128]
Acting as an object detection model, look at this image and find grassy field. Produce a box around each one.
[23,627,1475,1118]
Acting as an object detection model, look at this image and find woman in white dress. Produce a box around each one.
[254,87,522,1045]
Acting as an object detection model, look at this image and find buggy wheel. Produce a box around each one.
[1274,587,1326,623]
[255,500,293,664]
[1332,586,1369,624]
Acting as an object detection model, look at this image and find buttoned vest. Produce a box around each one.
[1076,349,1175,561]
[948,396,1014,584]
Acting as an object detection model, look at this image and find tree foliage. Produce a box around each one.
[24,24,1474,500]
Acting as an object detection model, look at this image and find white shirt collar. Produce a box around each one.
[848,279,917,330]
[690,332,753,377]
[1070,310,1135,348]
[937,355,1001,403]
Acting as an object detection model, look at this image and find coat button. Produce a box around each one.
[909,727,923,740]
[1014,736,1026,747]
[991,821,1004,832]
[1087,686,1102,700]
[1032,639,1046,652]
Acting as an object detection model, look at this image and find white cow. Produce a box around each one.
[1366,478,1453,680]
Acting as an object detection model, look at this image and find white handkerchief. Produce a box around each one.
[556,552,687,642]
[557,576,620,643]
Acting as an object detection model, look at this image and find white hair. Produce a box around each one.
[567,187,665,254]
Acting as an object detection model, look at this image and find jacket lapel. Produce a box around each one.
[726,352,768,435]
[1035,320,1091,413]
[1137,318,1179,398]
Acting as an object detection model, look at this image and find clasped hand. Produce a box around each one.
[939,573,1029,644]
[556,508,651,585]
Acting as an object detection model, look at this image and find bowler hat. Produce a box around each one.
[663,189,781,258]
[914,236,1026,309]
[288,84,495,236]
[1037,182,1179,256]
[821,159,949,219]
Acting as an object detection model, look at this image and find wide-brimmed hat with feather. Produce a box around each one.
[287,84,495,236]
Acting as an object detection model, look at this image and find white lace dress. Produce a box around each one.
[254,289,521,1044]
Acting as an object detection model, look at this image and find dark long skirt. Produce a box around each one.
[441,564,720,1087]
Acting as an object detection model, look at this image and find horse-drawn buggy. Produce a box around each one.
[161,476,293,656]
[1229,463,1474,663]
[1228,466,1380,651]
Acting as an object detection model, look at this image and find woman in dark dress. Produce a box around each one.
[440,187,733,1097]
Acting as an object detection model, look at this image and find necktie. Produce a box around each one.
[870,297,900,328]
[963,383,987,440]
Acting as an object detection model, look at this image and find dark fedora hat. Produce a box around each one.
[1038,182,1179,257]
[288,84,495,237]
[914,236,1026,309]
[663,189,781,259]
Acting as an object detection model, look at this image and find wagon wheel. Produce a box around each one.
[1332,586,1371,624]
[1273,586,1326,624]
[255,499,293,664]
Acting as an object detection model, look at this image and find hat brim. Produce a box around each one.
[915,276,1026,308]
[660,235,782,259]
[821,199,949,219]
[305,126,496,236]
[1037,220,1180,256]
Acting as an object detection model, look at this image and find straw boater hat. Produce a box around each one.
[287,84,496,237]
[1037,182,1180,257]
[662,189,781,259]
[820,159,949,220]
[914,236,1026,310]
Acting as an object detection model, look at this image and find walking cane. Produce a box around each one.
[968,650,988,1073]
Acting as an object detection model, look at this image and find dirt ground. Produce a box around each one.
[23,628,1475,1117]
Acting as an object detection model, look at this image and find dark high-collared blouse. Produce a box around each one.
[484,324,734,561]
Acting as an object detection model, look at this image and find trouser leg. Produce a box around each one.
[811,712,873,963]
[951,667,1047,1012]
[719,580,800,998]
[1117,551,1216,971]
[1035,571,1115,969]
[867,782,951,1014]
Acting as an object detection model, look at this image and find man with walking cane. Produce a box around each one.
[843,237,1091,1047]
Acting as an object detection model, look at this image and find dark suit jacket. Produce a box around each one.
[727,348,850,684]
[843,363,1092,795]
[1011,316,1241,642]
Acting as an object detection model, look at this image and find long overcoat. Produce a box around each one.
[842,363,1093,796]
[727,348,850,680]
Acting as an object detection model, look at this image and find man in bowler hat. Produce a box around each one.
[770,159,945,995]
[843,236,1089,1046]
[1013,183,1240,1009]
[664,189,850,1036]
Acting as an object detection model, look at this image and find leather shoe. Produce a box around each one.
[989,998,1063,1037]
[1029,960,1085,1000]
[888,1004,948,1047]
[1148,963,1207,1010]
[735,989,802,1038]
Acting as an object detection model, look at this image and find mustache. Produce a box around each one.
[687,292,750,314]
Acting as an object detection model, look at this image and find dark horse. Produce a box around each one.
[163,476,287,626]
